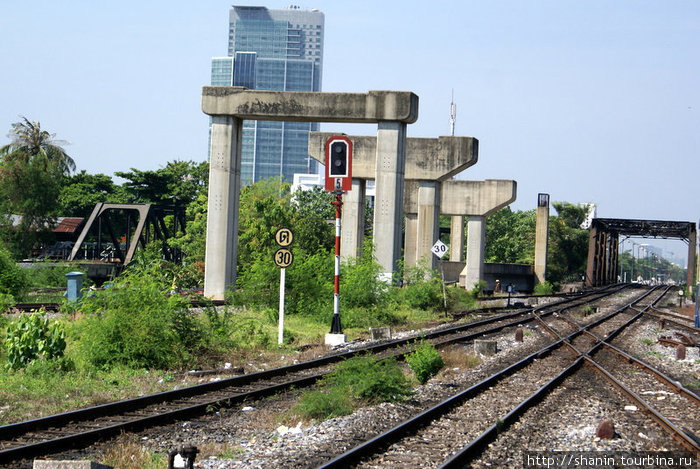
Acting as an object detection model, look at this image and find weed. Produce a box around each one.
[639,338,655,346]
[100,435,165,469]
[4,312,66,370]
[533,281,554,295]
[441,347,482,369]
[405,340,445,384]
[291,354,411,421]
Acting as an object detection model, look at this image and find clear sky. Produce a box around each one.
[1,1,698,261]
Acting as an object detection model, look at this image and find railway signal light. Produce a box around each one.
[324,135,352,192]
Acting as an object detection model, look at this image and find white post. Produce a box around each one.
[278,267,286,345]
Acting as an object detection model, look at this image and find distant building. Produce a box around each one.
[210,5,324,185]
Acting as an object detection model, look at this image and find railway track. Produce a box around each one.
[318,285,700,468]
[0,285,632,465]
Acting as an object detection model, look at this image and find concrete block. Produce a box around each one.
[474,339,497,356]
[325,333,347,346]
[33,461,113,469]
[369,327,392,340]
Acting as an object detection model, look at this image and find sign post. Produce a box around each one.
[274,228,294,345]
[431,240,449,313]
[324,136,352,346]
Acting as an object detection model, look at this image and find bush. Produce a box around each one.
[78,279,198,370]
[292,354,411,421]
[76,249,203,370]
[324,355,411,404]
[25,263,80,289]
[341,241,389,309]
[4,312,66,371]
[405,340,444,384]
[403,277,443,310]
[533,281,554,295]
[292,386,355,420]
[0,246,29,299]
[0,293,14,314]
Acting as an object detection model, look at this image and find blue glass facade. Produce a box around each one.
[210,6,324,185]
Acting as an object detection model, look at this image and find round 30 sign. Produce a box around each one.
[274,248,294,268]
[274,228,294,268]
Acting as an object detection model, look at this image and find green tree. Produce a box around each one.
[0,118,73,257]
[0,117,75,175]
[547,202,589,284]
[484,207,536,264]
[57,171,122,218]
[115,160,208,205]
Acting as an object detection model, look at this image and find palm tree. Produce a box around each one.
[0,116,75,175]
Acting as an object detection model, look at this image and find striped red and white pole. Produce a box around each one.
[330,192,343,334]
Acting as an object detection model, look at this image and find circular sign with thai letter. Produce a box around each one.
[275,227,294,247]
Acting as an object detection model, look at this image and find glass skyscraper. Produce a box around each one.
[211,5,324,185]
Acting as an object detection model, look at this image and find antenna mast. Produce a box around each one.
[449,89,457,136]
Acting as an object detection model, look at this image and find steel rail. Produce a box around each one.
[0,286,629,463]
[581,356,700,452]
[1,284,625,438]
[444,285,700,465]
[317,287,652,469]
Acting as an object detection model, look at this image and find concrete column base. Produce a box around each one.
[325,333,347,346]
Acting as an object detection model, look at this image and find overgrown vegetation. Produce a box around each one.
[405,340,445,384]
[4,312,67,371]
[291,355,411,421]
[533,281,554,295]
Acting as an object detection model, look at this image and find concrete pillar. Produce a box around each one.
[374,121,407,281]
[404,214,418,268]
[687,225,696,287]
[534,193,550,284]
[450,216,464,262]
[416,181,440,270]
[463,215,486,290]
[341,179,366,260]
[203,116,243,300]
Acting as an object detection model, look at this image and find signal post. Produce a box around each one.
[325,136,352,346]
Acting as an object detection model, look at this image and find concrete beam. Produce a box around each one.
[309,133,478,181]
[309,132,478,267]
[427,179,517,289]
[437,179,517,217]
[201,87,419,299]
[202,87,419,123]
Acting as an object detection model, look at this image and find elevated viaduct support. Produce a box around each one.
[202,87,418,300]
[308,133,478,269]
[433,180,517,289]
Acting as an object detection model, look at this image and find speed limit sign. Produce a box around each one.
[431,240,449,259]
[273,248,294,268]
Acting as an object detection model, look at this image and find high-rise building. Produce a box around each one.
[211,5,324,185]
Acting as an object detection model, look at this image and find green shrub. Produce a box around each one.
[4,312,66,371]
[341,242,389,309]
[0,246,29,299]
[403,277,443,310]
[24,263,80,289]
[292,354,411,421]
[293,386,355,420]
[323,355,411,404]
[76,249,203,370]
[405,340,444,384]
[533,281,554,295]
[0,293,15,314]
[78,280,197,370]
